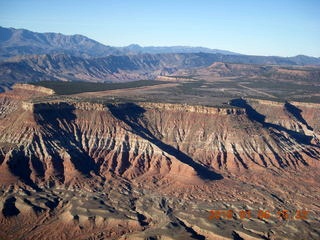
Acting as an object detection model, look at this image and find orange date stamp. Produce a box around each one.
[208,209,309,221]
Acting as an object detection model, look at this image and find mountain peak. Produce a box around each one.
[0,26,121,59]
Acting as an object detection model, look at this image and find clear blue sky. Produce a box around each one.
[0,0,319,57]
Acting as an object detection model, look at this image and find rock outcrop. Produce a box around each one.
[13,83,55,95]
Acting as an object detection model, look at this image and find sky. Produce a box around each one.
[0,0,319,57]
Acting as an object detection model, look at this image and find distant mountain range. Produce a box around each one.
[119,44,239,55]
[0,26,122,59]
[0,26,239,59]
[1,26,319,63]
[0,26,320,84]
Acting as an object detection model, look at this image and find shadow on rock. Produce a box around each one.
[108,103,223,181]
[230,98,313,145]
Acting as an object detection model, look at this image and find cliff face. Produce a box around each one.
[0,93,319,188]
[245,98,320,139]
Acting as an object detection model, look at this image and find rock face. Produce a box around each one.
[0,91,319,187]
[0,89,320,239]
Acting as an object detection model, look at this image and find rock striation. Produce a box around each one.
[0,92,319,188]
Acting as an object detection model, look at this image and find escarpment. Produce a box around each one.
[0,93,319,188]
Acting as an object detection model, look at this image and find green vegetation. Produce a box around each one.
[31,80,169,95]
